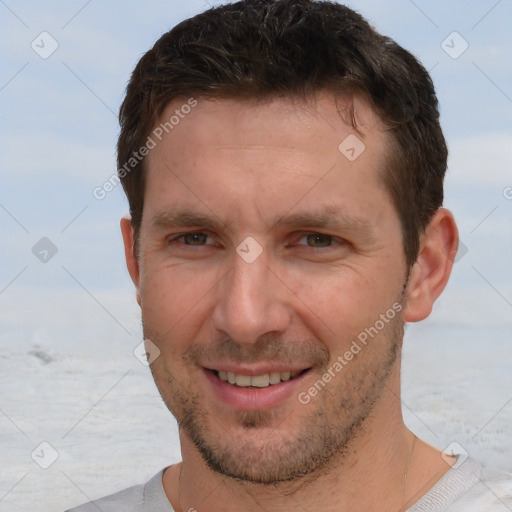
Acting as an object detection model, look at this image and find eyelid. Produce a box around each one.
[294,232,343,248]
[296,232,334,240]
[168,231,215,244]
[167,230,345,248]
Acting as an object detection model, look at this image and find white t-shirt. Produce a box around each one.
[65,458,512,511]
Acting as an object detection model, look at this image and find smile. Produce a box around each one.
[214,370,305,388]
[203,366,312,410]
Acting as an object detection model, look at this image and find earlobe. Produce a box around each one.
[403,208,459,323]
[120,216,142,307]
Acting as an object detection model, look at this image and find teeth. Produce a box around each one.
[235,374,251,387]
[269,371,281,384]
[251,374,270,387]
[217,370,303,387]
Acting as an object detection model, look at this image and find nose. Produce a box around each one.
[211,247,292,345]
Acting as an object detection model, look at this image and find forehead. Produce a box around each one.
[143,92,392,229]
[149,92,387,157]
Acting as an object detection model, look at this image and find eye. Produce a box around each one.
[296,233,338,248]
[168,232,213,246]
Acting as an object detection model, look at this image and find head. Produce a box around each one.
[119,0,458,485]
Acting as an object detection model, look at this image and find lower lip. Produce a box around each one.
[203,369,310,411]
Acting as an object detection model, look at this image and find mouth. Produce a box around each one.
[211,368,309,388]
[203,366,312,410]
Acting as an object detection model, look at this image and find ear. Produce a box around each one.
[403,208,459,323]
[120,216,141,307]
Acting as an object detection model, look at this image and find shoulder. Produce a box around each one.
[64,468,173,512]
[409,458,512,512]
[462,465,512,510]
[64,483,145,512]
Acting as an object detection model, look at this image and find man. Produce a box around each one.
[67,0,512,510]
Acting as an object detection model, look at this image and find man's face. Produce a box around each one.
[132,93,409,483]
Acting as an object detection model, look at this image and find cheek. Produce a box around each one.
[139,264,209,353]
[290,266,401,342]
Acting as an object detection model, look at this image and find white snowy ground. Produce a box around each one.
[0,285,511,512]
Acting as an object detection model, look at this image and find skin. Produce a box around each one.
[121,92,459,511]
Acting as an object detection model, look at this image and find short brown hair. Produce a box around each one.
[118,0,447,266]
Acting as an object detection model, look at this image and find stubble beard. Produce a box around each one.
[146,311,403,486]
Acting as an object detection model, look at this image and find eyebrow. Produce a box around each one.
[150,205,375,239]
[151,209,222,231]
[270,206,372,232]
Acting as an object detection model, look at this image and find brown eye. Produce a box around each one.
[299,233,334,248]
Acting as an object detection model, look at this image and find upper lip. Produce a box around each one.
[204,364,311,376]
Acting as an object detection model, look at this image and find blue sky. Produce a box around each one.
[1,0,511,329]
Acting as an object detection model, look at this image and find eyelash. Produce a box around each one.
[167,231,343,249]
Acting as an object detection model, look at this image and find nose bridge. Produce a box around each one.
[212,246,290,343]
[231,248,269,300]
